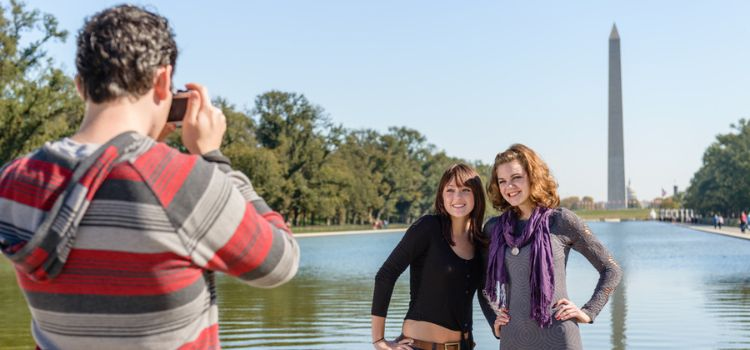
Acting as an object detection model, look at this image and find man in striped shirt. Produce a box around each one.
[0,5,299,349]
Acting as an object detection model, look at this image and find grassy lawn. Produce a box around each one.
[574,208,651,220]
[289,209,655,234]
[291,223,408,234]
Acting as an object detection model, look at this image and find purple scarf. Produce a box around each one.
[484,206,555,328]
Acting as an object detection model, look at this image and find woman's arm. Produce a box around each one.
[371,316,387,346]
[478,217,503,338]
[556,208,623,323]
[371,216,433,345]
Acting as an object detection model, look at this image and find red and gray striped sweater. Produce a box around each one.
[0,134,300,349]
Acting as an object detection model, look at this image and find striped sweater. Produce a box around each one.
[0,133,300,349]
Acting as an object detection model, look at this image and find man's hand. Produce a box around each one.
[180,83,226,155]
[156,122,177,142]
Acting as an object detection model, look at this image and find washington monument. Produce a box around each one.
[608,24,626,209]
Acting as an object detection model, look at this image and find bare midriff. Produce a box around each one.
[402,319,462,343]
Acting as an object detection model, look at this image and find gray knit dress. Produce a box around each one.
[482,208,622,350]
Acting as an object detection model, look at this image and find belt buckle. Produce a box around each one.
[444,342,460,350]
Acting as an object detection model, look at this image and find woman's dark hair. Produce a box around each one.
[434,163,487,247]
[76,5,178,103]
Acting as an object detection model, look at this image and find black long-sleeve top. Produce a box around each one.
[371,215,485,333]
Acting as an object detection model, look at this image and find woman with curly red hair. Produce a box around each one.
[482,144,622,350]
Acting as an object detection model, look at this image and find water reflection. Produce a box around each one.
[606,223,628,350]
[216,232,412,349]
[216,273,405,349]
[704,276,750,349]
[610,278,627,350]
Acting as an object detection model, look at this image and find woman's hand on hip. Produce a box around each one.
[493,308,510,337]
[373,337,414,350]
[553,298,591,323]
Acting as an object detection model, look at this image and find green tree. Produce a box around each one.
[579,196,595,210]
[0,0,82,163]
[332,129,384,225]
[382,127,430,223]
[473,160,497,219]
[212,98,287,208]
[684,118,750,215]
[658,196,681,209]
[560,196,581,210]
[253,91,336,224]
[216,97,256,148]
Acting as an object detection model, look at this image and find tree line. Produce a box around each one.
[0,1,495,226]
[684,118,750,216]
[182,92,494,226]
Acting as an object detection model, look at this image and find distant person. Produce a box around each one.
[740,211,747,233]
[483,144,622,350]
[718,214,724,230]
[714,214,719,229]
[0,5,299,349]
[371,164,492,350]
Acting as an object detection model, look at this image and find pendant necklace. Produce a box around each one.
[508,218,526,256]
[504,211,531,257]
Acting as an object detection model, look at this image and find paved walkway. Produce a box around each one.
[295,227,403,238]
[293,222,750,241]
[685,223,750,241]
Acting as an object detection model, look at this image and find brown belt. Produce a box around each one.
[396,334,464,350]
[410,339,461,350]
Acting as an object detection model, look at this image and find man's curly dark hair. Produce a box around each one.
[75,5,178,103]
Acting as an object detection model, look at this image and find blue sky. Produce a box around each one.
[18,0,750,201]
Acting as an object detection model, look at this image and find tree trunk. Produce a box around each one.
[339,209,346,226]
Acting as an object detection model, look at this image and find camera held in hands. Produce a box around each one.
[167,90,190,123]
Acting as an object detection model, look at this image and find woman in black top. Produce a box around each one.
[371,163,492,350]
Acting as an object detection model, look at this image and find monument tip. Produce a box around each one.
[610,23,620,40]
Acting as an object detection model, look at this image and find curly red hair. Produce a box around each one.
[487,144,559,213]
